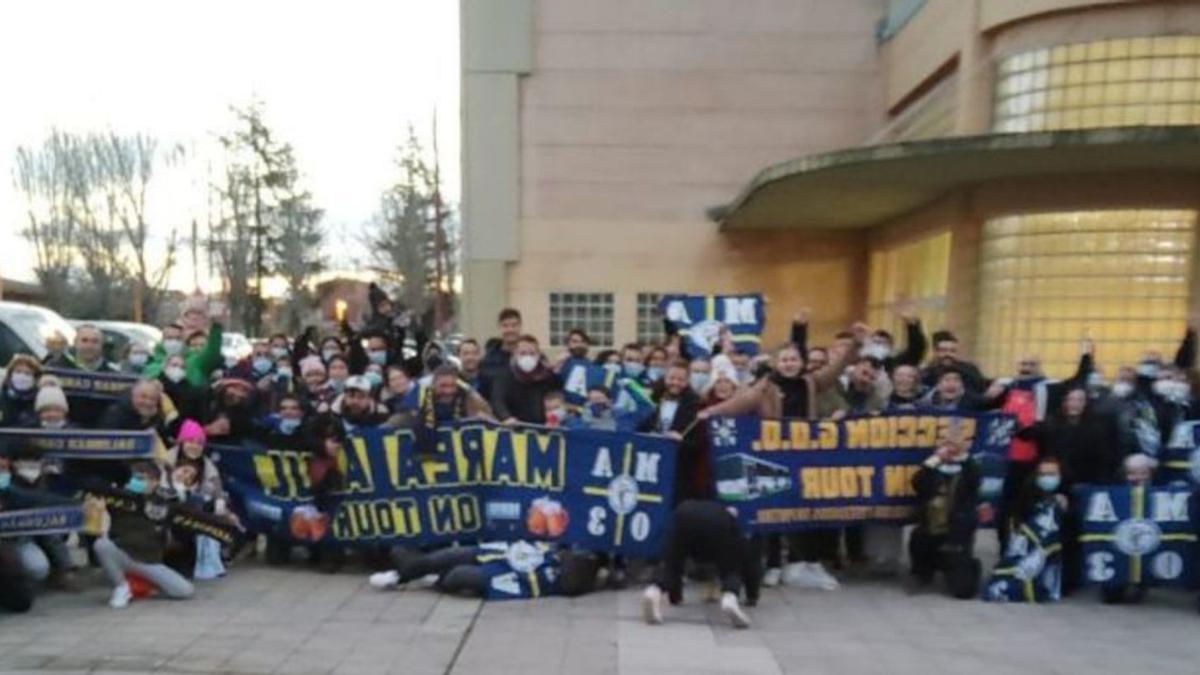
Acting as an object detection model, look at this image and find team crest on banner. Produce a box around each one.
[709,412,1012,532]
[216,421,675,557]
[1078,484,1198,588]
[1163,420,1200,485]
[659,294,765,357]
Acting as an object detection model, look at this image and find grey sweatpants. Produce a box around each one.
[92,538,194,599]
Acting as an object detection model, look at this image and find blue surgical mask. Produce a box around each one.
[1036,475,1060,493]
[271,347,289,360]
[368,349,388,366]
[162,339,183,355]
[690,373,711,392]
[125,476,148,494]
[278,417,301,435]
[365,371,384,388]
[322,348,340,363]
[602,363,621,376]
[1137,361,1160,378]
[646,367,665,383]
[623,362,645,378]
[276,366,293,380]
[253,357,273,374]
[0,472,10,490]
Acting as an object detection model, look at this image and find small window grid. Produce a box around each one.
[636,293,667,345]
[549,292,614,347]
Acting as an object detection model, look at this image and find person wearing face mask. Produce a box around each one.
[4,445,79,591]
[325,355,351,396]
[319,336,345,365]
[908,430,984,599]
[121,343,152,375]
[1,355,43,428]
[86,461,195,608]
[259,395,310,566]
[0,454,35,613]
[982,455,1065,603]
[643,346,669,386]
[297,356,332,414]
[687,358,712,395]
[490,335,562,425]
[639,361,707,503]
[143,310,224,389]
[574,386,638,432]
[156,354,209,425]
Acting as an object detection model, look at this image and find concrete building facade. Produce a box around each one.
[460,0,1200,376]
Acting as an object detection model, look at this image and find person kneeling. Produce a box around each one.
[368,540,597,600]
[642,499,761,629]
[909,433,983,599]
[85,461,195,609]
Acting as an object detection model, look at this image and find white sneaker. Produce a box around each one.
[641,585,664,625]
[720,592,751,629]
[761,567,782,587]
[109,583,133,609]
[808,563,840,591]
[368,570,400,590]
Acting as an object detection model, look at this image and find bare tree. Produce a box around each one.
[13,132,77,308]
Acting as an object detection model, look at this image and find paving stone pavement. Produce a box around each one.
[2,558,1200,675]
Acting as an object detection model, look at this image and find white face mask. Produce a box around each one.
[1112,381,1133,398]
[129,352,149,367]
[41,418,66,429]
[165,366,186,383]
[516,355,539,373]
[9,372,34,392]
[163,339,183,355]
[861,342,890,361]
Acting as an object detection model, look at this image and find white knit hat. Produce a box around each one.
[35,385,69,413]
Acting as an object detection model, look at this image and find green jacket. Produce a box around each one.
[143,322,224,388]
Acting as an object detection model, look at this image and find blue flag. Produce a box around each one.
[1077,484,1198,588]
[983,499,1063,602]
[708,411,1012,532]
[1163,420,1200,486]
[215,421,677,557]
[660,294,765,357]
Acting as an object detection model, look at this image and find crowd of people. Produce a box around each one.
[1,285,1198,628]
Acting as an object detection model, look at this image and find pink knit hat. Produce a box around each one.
[177,418,207,446]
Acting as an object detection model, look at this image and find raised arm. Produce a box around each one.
[1174,327,1196,370]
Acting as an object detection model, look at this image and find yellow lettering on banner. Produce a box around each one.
[756,420,782,451]
[884,465,919,497]
[845,419,869,449]
[527,433,563,489]
[916,417,938,447]
[344,436,375,494]
[788,421,811,450]
[383,434,402,490]
[819,468,839,497]
[331,498,422,540]
[512,429,529,483]
[869,418,889,448]
[253,455,281,496]
[481,427,499,479]
[819,422,839,449]
[428,493,481,535]
[895,416,915,448]
[801,468,822,498]
[856,466,875,498]
[420,454,450,485]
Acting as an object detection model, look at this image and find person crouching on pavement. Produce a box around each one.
[86,460,195,608]
[908,429,983,599]
[642,499,762,629]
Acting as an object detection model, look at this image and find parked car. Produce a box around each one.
[68,320,162,363]
[0,301,77,365]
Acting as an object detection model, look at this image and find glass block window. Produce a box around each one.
[867,232,952,344]
[976,210,1194,377]
[994,36,1200,132]
[636,293,667,345]
[549,292,614,347]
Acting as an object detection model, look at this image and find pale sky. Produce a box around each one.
[0,0,460,289]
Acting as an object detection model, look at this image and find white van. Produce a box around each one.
[0,301,77,365]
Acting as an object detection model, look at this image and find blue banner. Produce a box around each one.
[215,421,677,557]
[0,428,159,459]
[982,500,1062,602]
[660,294,765,357]
[43,367,138,401]
[0,505,84,538]
[708,412,1013,532]
[1077,484,1198,588]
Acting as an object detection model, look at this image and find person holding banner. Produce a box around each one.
[1,355,42,428]
[86,460,195,608]
[908,429,983,599]
[639,360,707,502]
[982,455,1064,603]
[4,445,78,590]
[700,323,865,590]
